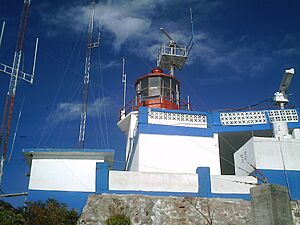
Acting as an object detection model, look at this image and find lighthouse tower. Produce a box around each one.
[118,68,220,174]
[118,27,221,174]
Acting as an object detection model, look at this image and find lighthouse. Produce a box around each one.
[117,27,222,174]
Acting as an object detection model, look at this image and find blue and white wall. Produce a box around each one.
[24,149,114,210]
[234,134,300,199]
[96,163,257,200]
[118,107,300,175]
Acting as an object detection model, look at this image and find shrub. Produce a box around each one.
[106,214,131,225]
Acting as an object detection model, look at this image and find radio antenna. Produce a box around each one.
[0,0,39,186]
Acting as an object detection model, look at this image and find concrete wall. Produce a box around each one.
[211,175,257,194]
[235,137,300,175]
[133,133,221,175]
[109,171,198,193]
[29,158,104,192]
[97,164,256,199]
[234,138,256,176]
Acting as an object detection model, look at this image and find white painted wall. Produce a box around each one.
[109,171,256,195]
[109,171,198,193]
[130,138,139,171]
[234,139,255,175]
[211,175,257,194]
[117,112,138,159]
[131,133,221,175]
[234,137,300,175]
[29,158,104,192]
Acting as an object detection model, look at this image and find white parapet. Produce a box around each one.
[211,175,257,194]
[234,137,300,175]
[109,171,198,193]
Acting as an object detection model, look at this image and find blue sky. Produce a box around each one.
[0,0,299,207]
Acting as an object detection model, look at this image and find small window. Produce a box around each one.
[171,79,176,91]
[149,87,160,96]
[141,78,148,89]
[149,76,160,87]
[162,77,170,88]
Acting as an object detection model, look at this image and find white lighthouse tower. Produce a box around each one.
[117,27,221,175]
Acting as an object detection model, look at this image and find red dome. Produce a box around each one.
[151,68,163,74]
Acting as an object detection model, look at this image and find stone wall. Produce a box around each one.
[78,194,252,225]
[78,194,300,225]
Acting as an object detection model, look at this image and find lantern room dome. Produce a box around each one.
[151,68,163,74]
[134,68,180,110]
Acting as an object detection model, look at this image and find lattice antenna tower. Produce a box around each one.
[157,8,194,76]
[0,0,39,185]
[78,0,100,148]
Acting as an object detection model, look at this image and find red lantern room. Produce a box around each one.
[134,68,181,110]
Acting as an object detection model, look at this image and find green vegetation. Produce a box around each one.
[0,200,25,225]
[106,214,131,225]
[0,199,79,225]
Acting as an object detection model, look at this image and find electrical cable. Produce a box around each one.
[8,96,25,162]
[37,28,83,147]
[278,138,292,199]
[97,47,110,149]
[90,86,106,147]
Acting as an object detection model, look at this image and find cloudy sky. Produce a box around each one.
[0,0,300,207]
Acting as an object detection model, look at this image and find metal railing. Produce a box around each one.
[120,95,192,119]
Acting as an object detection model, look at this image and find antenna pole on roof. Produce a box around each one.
[272,68,295,139]
[187,8,195,55]
[120,58,127,119]
[157,9,194,76]
[190,8,194,39]
[122,58,127,109]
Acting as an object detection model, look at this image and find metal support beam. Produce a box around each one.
[0,192,28,198]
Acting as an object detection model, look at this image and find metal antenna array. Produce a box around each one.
[0,0,39,186]
[78,0,100,148]
[157,9,194,76]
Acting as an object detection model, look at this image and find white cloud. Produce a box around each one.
[189,33,273,77]
[101,59,122,71]
[39,0,272,79]
[47,97,111,124]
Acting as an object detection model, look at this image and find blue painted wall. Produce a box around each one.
[27,190,93,212]
[138,107,300,136]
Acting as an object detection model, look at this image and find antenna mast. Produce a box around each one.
[157,9,194,76]
[120,58,127,119]
[272,68,295,139]
[78,0,100,148]
[0,0,39,185]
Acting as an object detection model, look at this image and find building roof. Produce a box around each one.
[23,148,115,168]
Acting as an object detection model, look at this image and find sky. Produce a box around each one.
[0,0,300,207]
